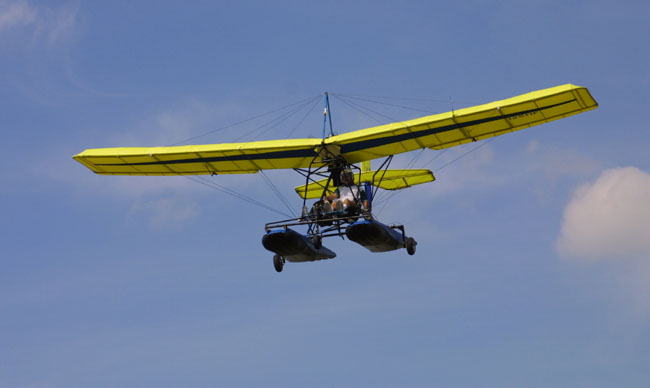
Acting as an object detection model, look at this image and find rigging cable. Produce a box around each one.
[421,148,450,168]
[335,92,479,106]
[184,175,293,219]
[330,94,388,125]
[332,93,437,114]
[259,170,298,218]
[286,96,321,138]
[333,93,428,204]
[373,138,497,215]
[251,96,322,141]
[171,95,324,217]
[234,95,321,141]
[372,148,425,203]
[333,94,400,124]
[167,94,321,146]
[332,91,494,215]
[432,138,495,174]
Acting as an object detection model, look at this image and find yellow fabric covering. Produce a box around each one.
[74,84,597,175]
[294,169,435,199]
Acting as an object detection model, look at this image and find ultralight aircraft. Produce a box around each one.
[74,84,598,272]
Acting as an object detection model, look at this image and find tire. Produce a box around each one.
[273,254,284,272]
[312,235,322,249]
[406,237,416,255]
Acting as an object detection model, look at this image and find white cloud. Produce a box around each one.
[36,2,77,46]
[0,0,35,30]
[556,166,650,260]
[0,0,78,46]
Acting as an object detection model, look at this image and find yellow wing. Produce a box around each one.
[73,84,597,175]
[294,169,435,199]
[330,84,598,163]
[73,138,326,175]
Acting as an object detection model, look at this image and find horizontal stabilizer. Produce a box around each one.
[294,169,435,199]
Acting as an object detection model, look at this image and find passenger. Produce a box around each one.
[323,169,368,213]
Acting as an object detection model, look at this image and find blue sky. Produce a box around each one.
[1,1,650,387]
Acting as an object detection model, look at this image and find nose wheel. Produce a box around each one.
[273,254,285,272]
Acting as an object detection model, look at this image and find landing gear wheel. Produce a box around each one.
[273,254,284,272]
[312,235,322,249]
[406,237,417,255]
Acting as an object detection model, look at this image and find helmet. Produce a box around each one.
[340,169,354,184]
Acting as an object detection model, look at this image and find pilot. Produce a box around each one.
[323,169,368,213]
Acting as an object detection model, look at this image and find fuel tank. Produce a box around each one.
[262,228,336,262]
[345,219,405,252]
